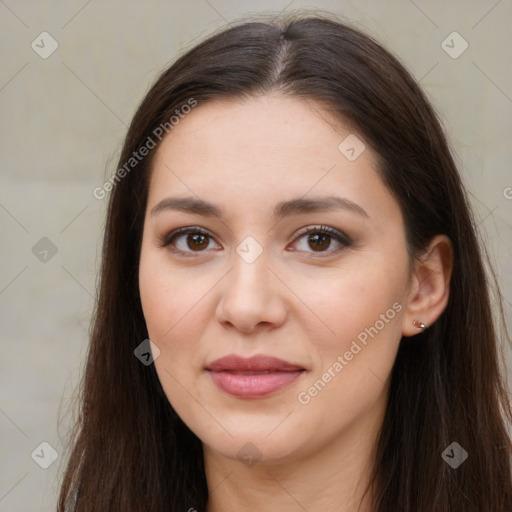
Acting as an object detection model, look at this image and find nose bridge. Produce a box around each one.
[216,240,287,331]
[229,242,272,300]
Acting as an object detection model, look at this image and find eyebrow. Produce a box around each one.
[150,195,369,219]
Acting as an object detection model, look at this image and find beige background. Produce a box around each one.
[0,1,511,510]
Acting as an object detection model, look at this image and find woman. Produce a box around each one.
[58,13,512,511]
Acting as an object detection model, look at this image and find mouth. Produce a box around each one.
[205,354,306,398]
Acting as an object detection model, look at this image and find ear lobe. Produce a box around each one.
[402,234,453,337]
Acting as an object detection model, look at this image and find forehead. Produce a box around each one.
[147,94,397,224]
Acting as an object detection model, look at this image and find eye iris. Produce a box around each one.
[177,230,337,253]
[308,233,331,251]
[187,233,208,251]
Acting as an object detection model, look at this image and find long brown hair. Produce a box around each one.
[58,13,512,511]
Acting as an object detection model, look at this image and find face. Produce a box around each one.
[138,94,412,465]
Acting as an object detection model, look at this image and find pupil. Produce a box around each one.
[184,233,331,252]
[188,234,208,250]
[309,234,330,251]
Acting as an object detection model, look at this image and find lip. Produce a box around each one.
[206,354,306,398]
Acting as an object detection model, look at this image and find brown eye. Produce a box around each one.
[307,233,332,252]
[186,233,209,251]
[161,227,219,256]
[291,225,351,257]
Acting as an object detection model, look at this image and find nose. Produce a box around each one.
[215,250,288,334]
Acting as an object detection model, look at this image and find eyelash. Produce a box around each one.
[159,225,351,258]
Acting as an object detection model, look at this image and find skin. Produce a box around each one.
[138,94,453,511]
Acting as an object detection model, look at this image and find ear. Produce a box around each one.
[401,234,453,337]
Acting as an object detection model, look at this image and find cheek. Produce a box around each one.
[292,260,407,352]
[138,249,224,391]
[291,255,407,410]
[139,255,203,408]
[139,246,210,342]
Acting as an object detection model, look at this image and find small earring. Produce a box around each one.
[413,319,427,330]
